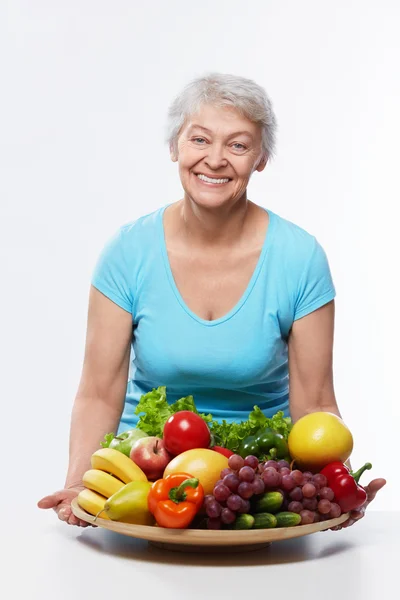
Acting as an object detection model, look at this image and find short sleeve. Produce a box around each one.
[293,239,336,321]
[91,227,134,314]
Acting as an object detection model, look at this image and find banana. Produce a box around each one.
[82,468,125,498]
[91,447,148,484]
[77,488,110,519]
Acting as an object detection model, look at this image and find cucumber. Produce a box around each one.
[253,513,277,529]
[232,514,255,530]
[252,491,284,514]
[275,511,302,527]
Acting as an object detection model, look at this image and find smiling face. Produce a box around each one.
[171,104,267,210]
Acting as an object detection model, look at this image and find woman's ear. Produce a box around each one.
[170,143,178,162]
[255,152,268,172]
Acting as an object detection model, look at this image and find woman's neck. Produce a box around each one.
[176,195,254,250]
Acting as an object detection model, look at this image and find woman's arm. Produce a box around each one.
[287,300,341,423]
[288,298,387,527]
[64,285,133,488]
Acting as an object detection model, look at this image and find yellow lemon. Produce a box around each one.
[288,412,353,472]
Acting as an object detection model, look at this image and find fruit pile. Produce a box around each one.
[77,390,372,531]
[205,454,343,530]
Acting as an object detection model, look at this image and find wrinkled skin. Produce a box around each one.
[330,477,386,531]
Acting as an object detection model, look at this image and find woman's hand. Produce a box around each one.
[37,485,94,527]
[332,477,387,530]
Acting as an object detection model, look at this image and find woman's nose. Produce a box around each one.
[204,144,228,169]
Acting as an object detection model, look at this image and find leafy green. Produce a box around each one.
[267,411,293,439]
[134,386,171,437]
[207,409,292,452]
[134,386,293,453]
[100,432,115,448]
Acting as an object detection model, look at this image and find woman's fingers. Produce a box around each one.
[37,494,61,509]
[365,478,387,502]
[57,505,72,521]
[67,513,81,526]
[38,487,90,527]
[38,488,79,509]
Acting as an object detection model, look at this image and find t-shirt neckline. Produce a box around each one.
[158,203,276,327]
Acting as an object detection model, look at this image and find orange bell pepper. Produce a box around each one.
[148,472,204,529]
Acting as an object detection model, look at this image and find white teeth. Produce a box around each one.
[197,173,230,184]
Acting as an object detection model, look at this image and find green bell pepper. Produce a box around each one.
[239,428,290,460]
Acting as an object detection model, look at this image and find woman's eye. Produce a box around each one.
[193,137,206,144]
[233,143,246,150]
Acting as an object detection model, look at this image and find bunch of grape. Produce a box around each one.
[204,454,342,529]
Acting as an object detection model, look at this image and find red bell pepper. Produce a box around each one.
[148,472,204,529]
[320,461,372,512]
[211,446,235,458]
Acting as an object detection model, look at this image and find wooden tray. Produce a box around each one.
[71,498,349,552]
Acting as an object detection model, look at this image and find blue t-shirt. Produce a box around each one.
[91,204,336,434]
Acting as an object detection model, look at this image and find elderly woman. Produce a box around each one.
[38,73,385,527]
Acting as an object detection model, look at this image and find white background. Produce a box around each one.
[1,0,399,514]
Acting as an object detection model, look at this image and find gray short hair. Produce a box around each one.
[166,72,277,159]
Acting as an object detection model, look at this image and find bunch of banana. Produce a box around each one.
[77,447,148,518]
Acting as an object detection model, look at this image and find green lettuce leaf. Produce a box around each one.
[265,410,293,439]
[100,432,115,448]
[208,419,253,453]
[134,386,171,437]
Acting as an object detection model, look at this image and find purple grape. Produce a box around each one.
[328,502,342,519]
[221,507,236,525]
[223,473,240,492]
[213,484,231,502]
[318,499,332,514]
[291,470,304,485]
[300,510,316,525]
[252,476,265,495]
[302,483,317,498]
[281,498,289,511]
[228,454,244,471]
[302,471,313,481]
[312,473,328,488]
[220,468,232,479]
[226,494,242,512]
[236,498,251,514]
[206,499,222,518]
[264,460,279,470]
[319,513,331,521]
[238,466,256,482]
[281,474,296,491]
[289,486,303,501]
[204,494,215,506]
[279,467,291,477]
[302,497,318,511]
[214,479,224,488]
[262,468,282,488]
[288,501,303,514]
[244,455,259,469]
[277,460,290,470]
[319,486,334,501]
[207,517,221,530]
[237,481,254,499]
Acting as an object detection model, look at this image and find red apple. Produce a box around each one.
[130,436,172,481]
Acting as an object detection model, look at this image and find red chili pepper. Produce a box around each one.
[320,461,372,512]
[148,472,204,529]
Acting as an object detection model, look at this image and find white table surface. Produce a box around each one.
[8,507,397,600]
